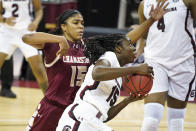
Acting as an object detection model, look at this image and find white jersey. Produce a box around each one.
[74,51,122,121]
[0,0,33,30]
[143,0,195,69]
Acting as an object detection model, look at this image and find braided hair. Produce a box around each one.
[84,34,126,64]
[51,9,81,35]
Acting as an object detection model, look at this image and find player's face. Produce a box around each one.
[119,39,136,65]
[62,14,84,41]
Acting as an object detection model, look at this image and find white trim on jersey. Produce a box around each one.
[44,55,61,68]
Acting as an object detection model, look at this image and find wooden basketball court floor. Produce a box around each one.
[0,86,196,131]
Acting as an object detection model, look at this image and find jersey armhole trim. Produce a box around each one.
[44,54,61,68]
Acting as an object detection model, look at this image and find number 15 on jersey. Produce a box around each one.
[70,66,87,87]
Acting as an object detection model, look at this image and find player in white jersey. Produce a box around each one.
[56,2,170,130]
[56,34,152,131]
[0,0,48,96]
[137,0,196,130]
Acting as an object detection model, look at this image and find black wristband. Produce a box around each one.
[3,17,6,23]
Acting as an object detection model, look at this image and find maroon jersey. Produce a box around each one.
[43,40,89,107]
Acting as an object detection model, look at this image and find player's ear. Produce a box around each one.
[61,24,67,33]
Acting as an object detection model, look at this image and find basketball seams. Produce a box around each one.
[138,76,142,91]
[124,76,129,83]
[130,76,138,94]
[140,77,152,93]
[123,76,132,93]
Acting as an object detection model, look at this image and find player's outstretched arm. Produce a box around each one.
[22,32,70,57]
[136,1,147,58]
[104,94,147,122]
[92,60,153,81]
[126,0,169,44]
[22,33,66,48]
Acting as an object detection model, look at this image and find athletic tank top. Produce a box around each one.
[143,0,195,68]
[0,0,33,30]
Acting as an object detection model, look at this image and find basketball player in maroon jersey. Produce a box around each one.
[23,10,89,131]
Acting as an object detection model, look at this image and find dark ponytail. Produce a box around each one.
[84,34,126,64]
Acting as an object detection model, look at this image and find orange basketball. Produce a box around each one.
[122,75,153,96]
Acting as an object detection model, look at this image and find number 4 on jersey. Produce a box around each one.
[157,17,165,32]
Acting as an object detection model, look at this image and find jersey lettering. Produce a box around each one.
[70,66,87,87]
[157,8,177,32]
[12,3,19,17]
[157,17,165,32]
[106,86,120,106]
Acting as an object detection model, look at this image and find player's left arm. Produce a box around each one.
[28,0,43,31]
[104,94,146,122]
[126,0,169,44]
[184,0,196,20]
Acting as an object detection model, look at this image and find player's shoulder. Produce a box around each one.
[100,51,120,67]
[102,51,116,58]
[99,51,117,63]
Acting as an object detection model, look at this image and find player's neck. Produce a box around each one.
[63,33,75,42]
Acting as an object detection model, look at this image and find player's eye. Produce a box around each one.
[73,21,78,24]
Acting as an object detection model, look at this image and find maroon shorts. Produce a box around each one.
[26,97,67,131]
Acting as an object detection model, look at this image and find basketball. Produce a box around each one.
[122,75,153,96]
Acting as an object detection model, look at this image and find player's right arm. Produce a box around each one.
[105,94,147,122]
[22,32,69,57]
[136,1,147,58]
[92,60,153,81]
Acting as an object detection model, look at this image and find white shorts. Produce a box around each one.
[56,101,113,131]
[146,56,196,101]
[0,26,38,59]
